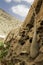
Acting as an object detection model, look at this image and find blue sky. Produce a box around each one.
[0,0,34,21]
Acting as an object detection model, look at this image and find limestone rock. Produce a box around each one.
[0,0,43,65]
[34,53,43,64]
[40,46,43,53]
[0,9,22,37]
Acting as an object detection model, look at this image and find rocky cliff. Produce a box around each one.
[0,9,22,37]
[0,0,43,65]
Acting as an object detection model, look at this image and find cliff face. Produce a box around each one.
[0,9,22,37]
[0,0,43,65]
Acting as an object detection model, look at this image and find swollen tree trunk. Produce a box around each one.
[30,9,39,58]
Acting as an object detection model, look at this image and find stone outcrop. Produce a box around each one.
[0,0,43,65]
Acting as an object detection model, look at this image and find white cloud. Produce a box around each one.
[13,0,34,3]
[23,0,34,4]
[13,0,21,3]
[5,0,12,3]
[5,0,34,4]
[11,5,29,17]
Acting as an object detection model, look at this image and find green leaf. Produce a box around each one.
[0,49,8,58]
[0,41,4,49]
